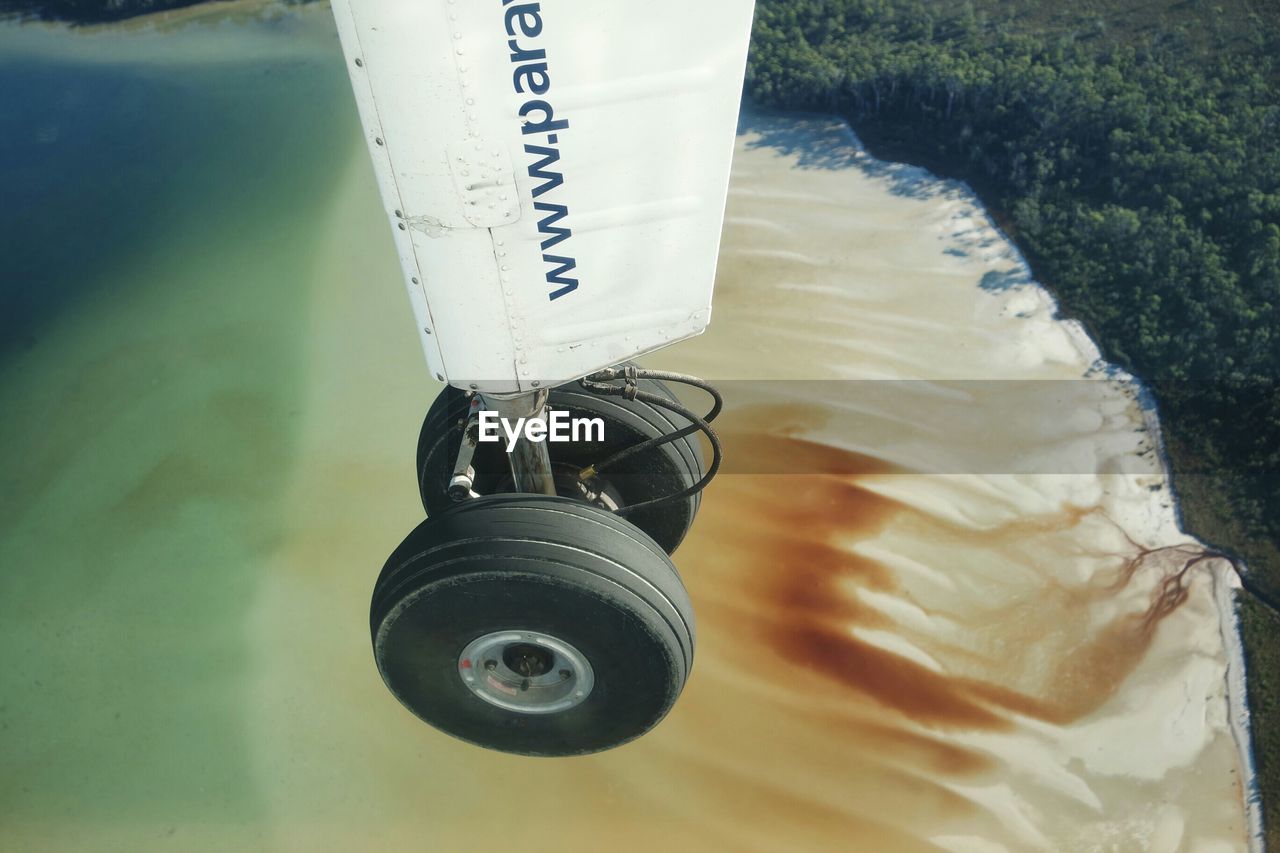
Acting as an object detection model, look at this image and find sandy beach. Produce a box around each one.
[0,6,1257,851]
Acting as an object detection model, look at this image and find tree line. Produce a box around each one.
[747,0,1280,588]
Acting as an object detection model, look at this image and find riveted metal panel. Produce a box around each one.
[332,0,756,392]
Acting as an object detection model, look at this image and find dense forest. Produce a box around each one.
[746,0,1280,840]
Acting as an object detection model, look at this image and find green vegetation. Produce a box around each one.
[747,0,1279,841]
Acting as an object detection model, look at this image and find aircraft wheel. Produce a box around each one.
[416,368,704,553]
[371,494,695,756]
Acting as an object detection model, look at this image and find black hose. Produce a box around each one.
[576,372,723,515]
[586,365,723,424]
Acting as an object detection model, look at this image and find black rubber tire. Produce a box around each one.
[416,367,704,554]
[371,494,695,756]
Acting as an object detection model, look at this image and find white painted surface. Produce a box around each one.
[332,0,756,392]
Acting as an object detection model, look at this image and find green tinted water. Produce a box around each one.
[0,6,358,841]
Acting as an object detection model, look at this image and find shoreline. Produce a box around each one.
[908,122,1266,851]
[825,108,1265,849]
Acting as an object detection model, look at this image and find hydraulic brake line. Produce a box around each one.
[586,366,724,423]
[577,366,724,515]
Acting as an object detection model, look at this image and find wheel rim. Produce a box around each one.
[457,629,595,715]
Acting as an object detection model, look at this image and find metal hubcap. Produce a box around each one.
[458,630,594,714]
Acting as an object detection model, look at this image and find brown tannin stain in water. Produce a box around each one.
[892,501,1218,725]
[696,411,1010,730]
[665,403,1238,846]
[646,409,1012,844]
[978,543,1224,725]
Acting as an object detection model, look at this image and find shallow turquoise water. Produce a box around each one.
[0,7,360,839]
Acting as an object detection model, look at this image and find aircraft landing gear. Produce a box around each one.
[372,365,721,754]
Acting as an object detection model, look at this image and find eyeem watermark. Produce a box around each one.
[478,410,603,453]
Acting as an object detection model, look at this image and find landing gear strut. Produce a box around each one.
[483,388,557,497]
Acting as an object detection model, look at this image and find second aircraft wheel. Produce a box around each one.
[415,368,705,553]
